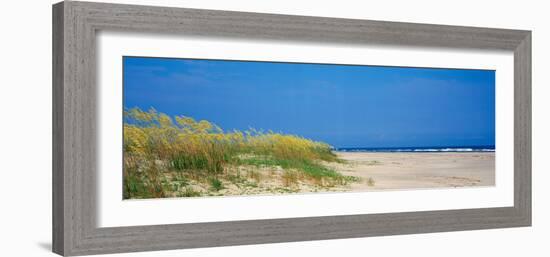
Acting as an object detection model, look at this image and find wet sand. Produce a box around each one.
[327,152,495,190]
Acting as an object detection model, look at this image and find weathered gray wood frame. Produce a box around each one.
[52,1,531,256]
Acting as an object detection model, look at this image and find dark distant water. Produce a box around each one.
[335,145,495,153]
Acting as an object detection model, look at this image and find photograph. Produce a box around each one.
[122,56,496,199]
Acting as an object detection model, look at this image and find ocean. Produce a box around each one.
[335,145,495,153]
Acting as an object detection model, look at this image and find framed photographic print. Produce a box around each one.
[52,1,531,256]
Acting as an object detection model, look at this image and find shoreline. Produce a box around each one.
[333,151,495,153]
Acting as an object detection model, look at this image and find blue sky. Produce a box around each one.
[123,56,495,148]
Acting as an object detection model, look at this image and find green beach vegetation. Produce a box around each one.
[123,107,359,199]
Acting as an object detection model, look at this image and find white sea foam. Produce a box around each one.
[337,147,495,153]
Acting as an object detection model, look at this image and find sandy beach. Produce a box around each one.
[164,151,496,197]
[327,152,495,191]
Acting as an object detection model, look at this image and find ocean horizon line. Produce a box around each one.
[334,145,495,153]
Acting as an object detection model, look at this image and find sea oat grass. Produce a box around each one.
[123,107,358,198]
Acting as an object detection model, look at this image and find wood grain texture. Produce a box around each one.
[52,1,532,256]
[52,2,65,255]
[514,32,532,223]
